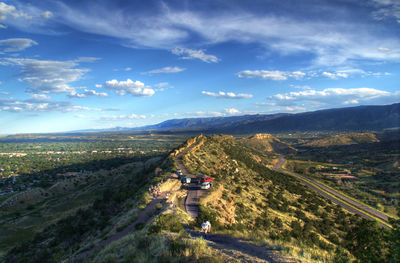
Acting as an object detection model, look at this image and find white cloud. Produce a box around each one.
[190,111,225,117]
[104,79,155,97]
[125,67,132,71]
[284,106,307,112]
[31,94,50,101]
[95,84,103,88]
[322,71,349,79]
[343,99,359,105]
[0,38,37,52]
[237,70,306,80]
[84,89,108,97]
[0,24,6,29]
[320,69,391,79]
[0,1,55,32]
[143,66,185,74]
[201,91,253,99]
[291,85,311,90]
[171,47,219,63]
[371,0,400,23]
[225,108,240,114]
[2,58,89,94]
[68,89,108,98]
[75,57,101,62]
[268,87,395,107]
[0,2,31,20]
[68,91,86,98]
[41,11,53,19]
[378,47,391,52]
[99,114,147,121]
[0,98,101,112]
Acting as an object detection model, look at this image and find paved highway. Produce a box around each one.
[274,156,391,229]
[175,144,204,219]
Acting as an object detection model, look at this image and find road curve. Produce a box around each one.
[175,144,204,219]
[274,156,391,229]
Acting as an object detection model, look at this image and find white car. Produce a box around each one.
[201,182,212,190]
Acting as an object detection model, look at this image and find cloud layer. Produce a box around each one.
[202,91,253,99]
[0,98,100,112]
[0,38,37,52]
[171,48,219,63]
[3,58,89,94]
[237,70,306,80]
[143,66,185,74]
[268,87,398,108]
[45,1,400,67]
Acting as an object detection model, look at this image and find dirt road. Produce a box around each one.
[274,156,391,229]
[186,229,298,263]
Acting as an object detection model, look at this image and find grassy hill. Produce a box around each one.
[303,132,379,147]
[241,133,297,155]
[179,134,397,262]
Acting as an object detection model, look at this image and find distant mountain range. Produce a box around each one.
[72,103,400,134]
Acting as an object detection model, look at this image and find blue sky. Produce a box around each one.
[0,0,399,134]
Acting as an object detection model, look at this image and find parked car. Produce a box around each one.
[181,177,191,185]
[200,176,213,183]
[201,181,212,190]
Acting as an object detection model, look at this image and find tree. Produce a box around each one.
[346,219,388,262]
[388,207,400,262]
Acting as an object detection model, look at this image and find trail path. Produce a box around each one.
[187,229,299,263]
[274,156,391,229]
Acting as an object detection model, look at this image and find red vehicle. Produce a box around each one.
[200,176,213,183]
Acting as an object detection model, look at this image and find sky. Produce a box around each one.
[0,0,399,134]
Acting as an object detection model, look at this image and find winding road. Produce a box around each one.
[273,156,391,229]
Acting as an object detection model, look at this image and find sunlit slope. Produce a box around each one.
[241,133,297,154]
[180,134,376,262]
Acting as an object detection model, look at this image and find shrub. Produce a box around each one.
[148,214,184,234]
[273,217,283,228]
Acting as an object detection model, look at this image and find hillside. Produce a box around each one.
[178,135,398,262]
[241,133,297,154]
[303,132,380,147]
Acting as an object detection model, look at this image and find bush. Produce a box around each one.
[135,222,145,230]
[148,214,184,234]
[273,217,283,228]
[235,186,242,194]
